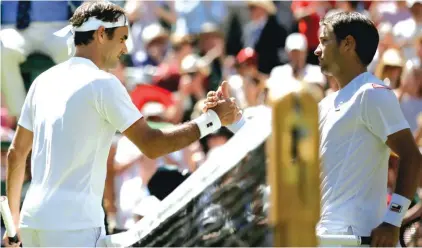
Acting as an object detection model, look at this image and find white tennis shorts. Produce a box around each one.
[20,226,106,247]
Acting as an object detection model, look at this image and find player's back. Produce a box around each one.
[20,57,120,230]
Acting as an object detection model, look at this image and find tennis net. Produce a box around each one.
[103,106,273,247]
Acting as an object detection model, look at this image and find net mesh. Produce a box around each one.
[107,108,273,248]
[134,142,269,247]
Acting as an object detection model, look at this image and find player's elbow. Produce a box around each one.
[7,147,27,168]
[138,138,162,160]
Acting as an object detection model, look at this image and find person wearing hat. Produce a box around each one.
[197,22,226,92]
[227,47,268,110]
[243,0,288,75]
[374,48,405,89]
[132,23,170,67]
[268,33,326,97]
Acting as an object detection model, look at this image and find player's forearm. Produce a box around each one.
[6,148,27,224]
[145,122,200,159]
[394,153,422,200]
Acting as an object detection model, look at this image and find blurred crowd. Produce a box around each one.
[1,0,422,244]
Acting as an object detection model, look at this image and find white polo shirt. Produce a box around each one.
[318,72,410,236]
[18,57,143,230]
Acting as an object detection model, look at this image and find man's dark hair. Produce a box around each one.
[321,12,379,66]
[69,0,126,46]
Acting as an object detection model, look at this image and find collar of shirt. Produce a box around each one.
[338,71,372,93]
[69,57,99,70]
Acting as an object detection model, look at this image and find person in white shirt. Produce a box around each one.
[204,12,422,247]
[3,1,240,247]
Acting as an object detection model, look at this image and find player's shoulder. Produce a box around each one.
[358,79,396,103]
[89,70,122,89]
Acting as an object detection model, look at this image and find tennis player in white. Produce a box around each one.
[205,12,422,247]
[3,1,240,247]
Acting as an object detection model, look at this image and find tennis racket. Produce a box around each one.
[318,234,371,246]
[0,196,19,245]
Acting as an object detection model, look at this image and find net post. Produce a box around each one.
[267,83,320,246]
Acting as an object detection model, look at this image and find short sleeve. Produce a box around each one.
[92,76,143,133]
[17,82,35,131]
[361,85,410,143]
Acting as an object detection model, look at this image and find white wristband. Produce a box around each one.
[227,116,246,134]
[193,110,221,139]
[383,193,411,227]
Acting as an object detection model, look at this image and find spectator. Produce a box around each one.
[370,0,412,26]
[268,33,326,94]
[1,1,76,122]
[291,1,331,65]
[374,48,405,88]
[125,0,176,64]
[411,34,422,66]
[396,61,422,134]
[153,34,194,92]
[173,0,227,36]
[393,0,422,61]
[197,23,226,92]
[178,53,211,121]
[133,23,170,67]
[326,1,371,19]
[227,47,268,110]
[243,0,288,74]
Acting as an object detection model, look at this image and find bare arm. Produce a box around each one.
[6,125,33,227]
[123,117,201,159]
[387,128,422,201]
[103,144,117,216]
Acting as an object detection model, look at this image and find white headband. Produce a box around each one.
[54,15,128,55]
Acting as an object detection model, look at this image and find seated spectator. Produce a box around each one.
[173,0,227,36]
[393,0,422,61]
[133,23,170,67]
[370,0,411,26]
[411,34,422,67]
[374,48,405,88]
[125,0,176,61]
[326,1,371,19]
[396,61,422,134]
[177,53,211,121]
[268,33,326,96]
[291,1,331,65]
[153,34,195,92]
[1,1,76,122]
[198,22,226,91]
[227,47,268,109]
[243,0,287,74]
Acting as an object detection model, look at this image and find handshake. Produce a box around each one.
[202,81,243,127]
